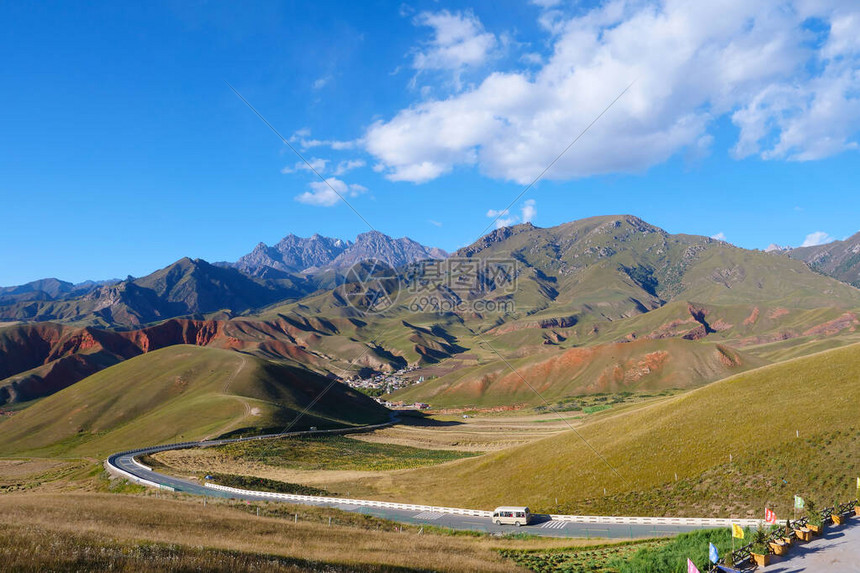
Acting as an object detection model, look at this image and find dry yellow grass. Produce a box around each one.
[150,447,398,486]
[150,398,677,498]
[0,492,606,572]
[350,414,575,452]
[148,412,577,490]
[326,342,860,512]
[0,457,93,494]
[0,458,70,481]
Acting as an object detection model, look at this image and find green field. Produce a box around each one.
[216,434,479,472]
[0,345,388,458]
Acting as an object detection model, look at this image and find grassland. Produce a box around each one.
[562,427,860,519]
[147,411,588,488]
[350,411,575,451]
[496,527,757,572]
[392,338,761,408]
[500,539,668,573]
[148,432,481,492]
[321,343,860,513]
[0,345,387,458]
[0,491,611,572]
[204,473,329,495]
[215,434,479,471]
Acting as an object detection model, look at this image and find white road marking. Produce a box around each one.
[540,520,567,529]
[413,511,445,521]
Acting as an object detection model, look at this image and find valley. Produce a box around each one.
[2,215,859,573]
[8,4,860,570]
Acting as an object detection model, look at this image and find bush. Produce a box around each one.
[805,499,823,527]
[608,528,734,573]
[749,524,769,555]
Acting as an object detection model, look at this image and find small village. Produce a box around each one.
[344,367,430,410]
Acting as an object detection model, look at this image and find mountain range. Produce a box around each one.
[2,216,859,409]
[787,230,860,288]
[0,277,120,305]
[227,230,447,276]
[0,231,448,328]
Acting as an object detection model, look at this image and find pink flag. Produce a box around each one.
[765,507,777,524]
[687,558,700,573]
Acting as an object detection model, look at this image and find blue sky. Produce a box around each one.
[2,1,859,285]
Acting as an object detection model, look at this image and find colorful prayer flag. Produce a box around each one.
[794,495,805,509]
[708,542,719,564]
[687,558,700,573]
[765,507,777,524]
[731,523,744,539]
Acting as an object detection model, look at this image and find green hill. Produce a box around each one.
[0,345,388,457]
[5,215,860,414]
[260,215,860,407]
[343,342,860,513]
[789,230,860,288]
[392,338,763,407]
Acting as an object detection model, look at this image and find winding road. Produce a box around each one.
[106,421,756,540]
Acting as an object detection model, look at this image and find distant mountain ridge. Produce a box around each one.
[233,233,351,275]
[786,231,860,288]
[0,277,120,305]
[0,258,314,328]
[228,230,447,275]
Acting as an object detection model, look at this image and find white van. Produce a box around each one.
[492,506,531,526]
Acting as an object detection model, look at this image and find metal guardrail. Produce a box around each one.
[105,417,858,539]
[202,482,764,526]
[103,459,175,492]
[204,482,494,517]
[104,418,400,494]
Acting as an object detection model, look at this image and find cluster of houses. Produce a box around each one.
[344,367,430,410]
[374,398,430,410]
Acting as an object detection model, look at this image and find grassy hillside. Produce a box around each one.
[5,215,860,415]
[0,345,388,457]
[338,342,860,512]
[1,492,579,572]
[789,230,860,288]
[257,216,860,407]
[392,338,763,407]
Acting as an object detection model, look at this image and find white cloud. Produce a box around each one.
[281,157,328,175]
[365,2,860,184]
[333,159,366,176]
[412,10,497,89]
[521,199,537,223]
[486,200,537,229]
[295,178,367,207]
[801,231,835,247]
[428,219,443,227]
[289,129,356,151]
[312,75,332,90]
[711,232,727,241]
[486,207,517,229]
[520,52,543,65]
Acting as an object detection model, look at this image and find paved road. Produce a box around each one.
[761,520,860,572]
[108,434,715,540]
